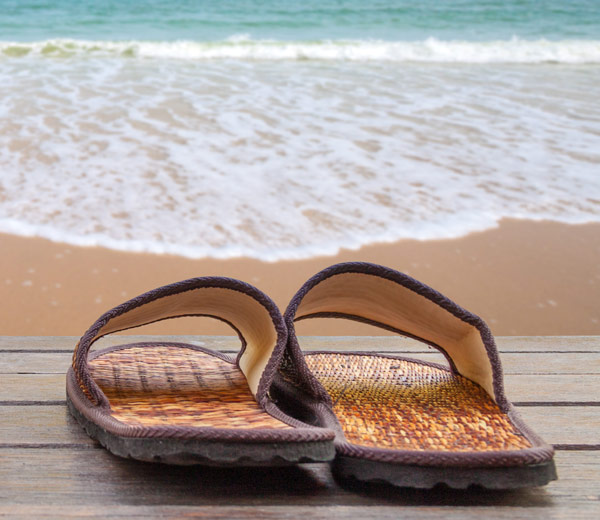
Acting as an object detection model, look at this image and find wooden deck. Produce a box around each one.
[1,335,598,519]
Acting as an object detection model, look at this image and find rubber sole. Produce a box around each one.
[333,455,558,490]
[67,396,335,467]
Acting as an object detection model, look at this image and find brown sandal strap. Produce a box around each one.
[284,262,506,408]
[72,277,287,408]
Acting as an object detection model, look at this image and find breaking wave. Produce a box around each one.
[1,36,600,63]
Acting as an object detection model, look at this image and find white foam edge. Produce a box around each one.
[1,214,598,262]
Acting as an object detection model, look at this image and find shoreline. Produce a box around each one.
[1,218,599,337]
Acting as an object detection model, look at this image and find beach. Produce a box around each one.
[1,1,599,338]
[1,218,599,337]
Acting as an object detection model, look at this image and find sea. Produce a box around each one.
[0,0,599,261]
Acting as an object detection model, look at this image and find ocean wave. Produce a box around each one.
[1,46,599,261]
[1,36,600,63]
[1,213,598,262]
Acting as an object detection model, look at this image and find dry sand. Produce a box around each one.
[1,218,599,337]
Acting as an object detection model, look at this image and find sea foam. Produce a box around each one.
[0,48,599,260]
[1,37,600,63]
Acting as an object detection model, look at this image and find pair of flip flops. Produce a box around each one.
[67,262,557,489]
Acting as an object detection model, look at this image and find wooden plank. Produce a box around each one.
[0,451,596,515]
[495,336,600,353]
[0,353,73,374]
[0,336,79,351]
[1,405,597,448]
[2,372,599,404]
[2,351,599,376]
[515,407,600,446]
[0,406,96,446]
[317,352,600,375]
[503,375,600,404]
[0,336,239,352]
[1,336,598,353]
[0,504,599,520]
[1,375,66,401]
[299,335,600,354]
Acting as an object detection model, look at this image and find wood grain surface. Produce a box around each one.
[1,336,598,519]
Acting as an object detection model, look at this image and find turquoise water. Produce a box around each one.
[2,0,599,41]
[0,1,599,259]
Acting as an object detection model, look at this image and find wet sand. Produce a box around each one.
[0,218,599,337]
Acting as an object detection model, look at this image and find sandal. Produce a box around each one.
[66,276,335,466]
[277,262,557,489]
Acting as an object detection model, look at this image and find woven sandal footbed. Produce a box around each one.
[304,352,530,453]
[303,352,557,489]
[67,342,335,466]
[88,344,292,430]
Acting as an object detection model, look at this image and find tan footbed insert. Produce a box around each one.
[89,287,277,397]
[89,345,291,429]
[305,353,530,452]
[296,273,495,400]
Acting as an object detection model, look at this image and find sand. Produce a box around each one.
[0,218,599,337]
